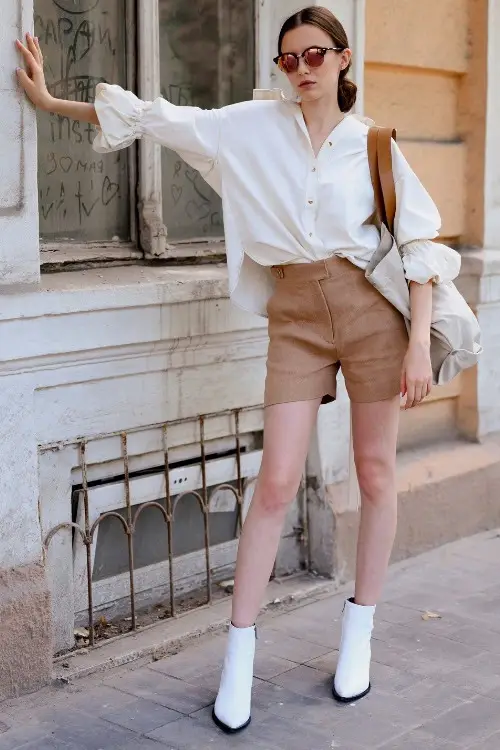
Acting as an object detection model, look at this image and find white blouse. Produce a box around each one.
[93,83,461,317]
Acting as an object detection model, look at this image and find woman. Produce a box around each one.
[16,5,460,735]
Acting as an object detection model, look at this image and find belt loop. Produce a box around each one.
[323,260,330,278]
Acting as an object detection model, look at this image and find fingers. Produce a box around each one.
[405,381,416,410]
[400,370,407,398]
[33,35,44,65]
[26,32,41,66]
[404,379,432,409]
[15,38,37,73]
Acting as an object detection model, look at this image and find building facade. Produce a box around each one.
[0,0,499,698]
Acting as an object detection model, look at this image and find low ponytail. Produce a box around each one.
[338,68,357,112]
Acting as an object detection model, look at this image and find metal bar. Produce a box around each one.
[301,471,311,571]
[121,432,137,631]
[199,416,212,605]
[234,409,243,527]
[39,405,260,451]
[80,441,95,647]
[163,423,176,618]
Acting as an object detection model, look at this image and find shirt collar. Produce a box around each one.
[290,105,362,150]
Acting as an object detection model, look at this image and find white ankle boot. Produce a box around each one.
[213,623,256,733]
[332,597,375,702]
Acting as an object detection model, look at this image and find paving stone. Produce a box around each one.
[420,695,500,746]
[376,728,462,749]
[439,651,500,696]
[447,624,500,654]
[62,685,138,717]
[103,697,182,733]
[109,668,214,714]
[191,704,336,750]
[117,740,170,750]
[149,636,227,681]
[257,628,331,663]
[51,715,135,750]
[253,653,296,680]
[148,714,257,748]
[472,731,500,750]
[269,665,334,701]
[370,625,483,679]
[369,659,422,695]
[398,677,476,712]
[9,740,73,750]
[332,684,457,745]
[0,720,59,750]
[263,613,340,649]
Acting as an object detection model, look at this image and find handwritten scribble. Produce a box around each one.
[37,0,127,239]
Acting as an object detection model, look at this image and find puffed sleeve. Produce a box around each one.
[392,141,461,284]
[92,83,221,178]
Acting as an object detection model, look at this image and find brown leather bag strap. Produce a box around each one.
[367,128,384,228]
[367,126,397,235]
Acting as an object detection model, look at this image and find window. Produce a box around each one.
[34,0,134,246]
[159,0,254,242]
[34,0,255,265]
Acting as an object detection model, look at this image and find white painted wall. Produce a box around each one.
[470,1,500,438]
[484,0,500,249]
[0,0,39,286]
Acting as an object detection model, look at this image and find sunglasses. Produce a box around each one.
[273,46,343,74]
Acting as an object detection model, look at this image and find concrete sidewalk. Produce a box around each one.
[1,529,500,749]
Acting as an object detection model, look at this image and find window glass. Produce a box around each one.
[159,0,254,241]
[35,0,130,242]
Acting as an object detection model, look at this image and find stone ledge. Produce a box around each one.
[0,264,237,322]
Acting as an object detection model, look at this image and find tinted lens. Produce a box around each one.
[279,54,299,73]
[304,48,326,68]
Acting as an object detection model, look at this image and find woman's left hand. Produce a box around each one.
[400,341,433,409]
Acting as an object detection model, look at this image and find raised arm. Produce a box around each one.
[16,32,221,179]
[16,33,99,125]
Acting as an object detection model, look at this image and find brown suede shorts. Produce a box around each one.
[264,255,409,406]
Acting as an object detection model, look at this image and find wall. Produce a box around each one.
[365,0,468,245]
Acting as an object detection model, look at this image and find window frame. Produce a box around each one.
[39,0,254,269]
[38,0,139,269]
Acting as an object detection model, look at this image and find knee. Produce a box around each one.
[254,472,300,516]
[355,454,395,505]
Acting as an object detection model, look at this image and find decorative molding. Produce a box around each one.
[137,0,169,257]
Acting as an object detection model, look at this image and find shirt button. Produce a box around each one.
[328,141,332,146]
[312,167,316,172]
[309,233,313,237]
[308,200,313,205]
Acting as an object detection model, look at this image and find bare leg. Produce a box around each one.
[232,398,322,627]
[333,396,400,702]
[351,396,400,605]
[213,398,321,732]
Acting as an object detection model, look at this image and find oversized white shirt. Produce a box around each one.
[93,83,461,317]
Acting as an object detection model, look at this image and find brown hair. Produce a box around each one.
[278,6,357,112]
